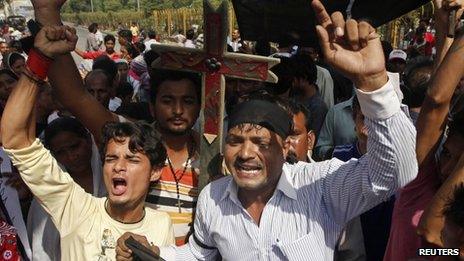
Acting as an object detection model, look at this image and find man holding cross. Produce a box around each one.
[28,0,280,247]
[116,0,418,260]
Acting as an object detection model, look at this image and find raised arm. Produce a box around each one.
[432,0,464,71]
[416,0,464,168]
[311,0,417,224]
[31,0,118,143]
[1,73,39,149]
[3,26,98,236]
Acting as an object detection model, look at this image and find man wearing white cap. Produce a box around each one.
[388,49,408,74]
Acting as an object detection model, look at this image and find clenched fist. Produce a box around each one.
[34,26,78,59]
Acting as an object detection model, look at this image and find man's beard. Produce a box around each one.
[286,151,298,164]
[158,123,191,137]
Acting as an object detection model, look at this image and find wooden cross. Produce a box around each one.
[152,0,279,190]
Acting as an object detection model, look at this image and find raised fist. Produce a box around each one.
[34,25,78,59]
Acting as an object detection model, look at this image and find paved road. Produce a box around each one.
[71,25,120,65]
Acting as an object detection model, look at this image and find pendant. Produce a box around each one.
[175,199,183,213]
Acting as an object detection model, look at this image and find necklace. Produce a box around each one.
[104,199,146,224]
[167,139,194,213]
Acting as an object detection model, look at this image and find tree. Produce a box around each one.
[67,0,91,12]
[103,0,123,11]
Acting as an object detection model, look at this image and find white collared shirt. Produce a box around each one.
[161,76,417,260]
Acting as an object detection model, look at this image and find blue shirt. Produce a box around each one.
[315,97,357,161]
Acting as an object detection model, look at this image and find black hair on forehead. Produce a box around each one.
[149,68,201,104]
[100,121,167,168]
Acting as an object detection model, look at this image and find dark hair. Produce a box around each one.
[403,60,433,108]
[290,54,318,85]
[116,81,133,98]
[116,103,154,122]
[92,56,118,84]
[288,100,313,132]
[135,42,145,54]
[143,50,159,68]
[443,183,464,227]
[8,40,22,53]
[147,30,157,39]
[268,56,293,95]
[416,27,427,35]
[149,68,201,104]
[85,69,112,89]
[104,34,116,44]
[254,40,271,56]
[186,29,195,40]
[3,52,25,71]
[44,117,90,149]
[0,69,18,81]
[88,23,98,33]
[125,44,140,59]
[118,29,133,43]
[100,121,166,168]
[420,18,430,25]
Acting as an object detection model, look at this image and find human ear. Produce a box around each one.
[307,131,316,151]
[150,167,162,182]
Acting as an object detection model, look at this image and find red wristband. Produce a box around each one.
[26,48,53,81]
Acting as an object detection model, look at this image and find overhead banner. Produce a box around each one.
[231,0,429,46]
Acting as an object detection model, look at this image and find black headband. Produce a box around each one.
[228,99,292,138]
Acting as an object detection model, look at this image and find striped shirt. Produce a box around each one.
[160,76,418,260]
[146,155,199,246]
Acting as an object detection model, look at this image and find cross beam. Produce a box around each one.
[152,0,280,190]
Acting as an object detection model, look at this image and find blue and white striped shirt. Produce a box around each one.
[161,76,418,260]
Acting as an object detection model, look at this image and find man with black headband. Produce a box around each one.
[116,1,418,260]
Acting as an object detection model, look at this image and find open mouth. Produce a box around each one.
[112,177,127,196]
[234,162,263,177]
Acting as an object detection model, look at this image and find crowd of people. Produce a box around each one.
[0,0,463,260]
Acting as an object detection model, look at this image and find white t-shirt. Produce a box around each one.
[6,140,175,261]
[184,39,196,48]
[144,39,158,51]
[109,97,122,112]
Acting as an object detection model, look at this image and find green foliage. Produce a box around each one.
[66,0,91,12]
[63,10,145,29]
[101,0,123,11]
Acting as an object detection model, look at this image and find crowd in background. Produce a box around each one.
[0,0,463,260]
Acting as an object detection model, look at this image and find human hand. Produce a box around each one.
[116,232,160,261]
[435,0,464,27]
[311,0,387,92]
[34,26,78,59]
